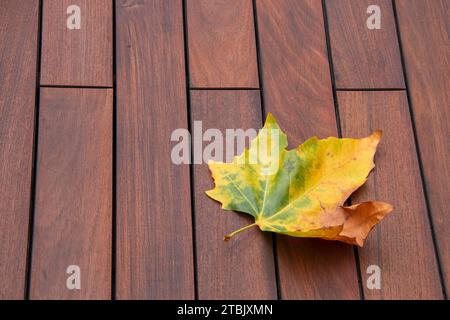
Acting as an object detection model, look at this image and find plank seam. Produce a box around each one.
[392,0,447,299]
[336,88,406,92]
[25,0,44,300]
[111,0,117,301]
[182,0,199,300]
[321,0,364,300]
[40,85,113,89]
[252,0,280,300]
[190,87,260,90]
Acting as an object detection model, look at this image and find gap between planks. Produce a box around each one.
[182,0,199,300]
[25,0,44,300]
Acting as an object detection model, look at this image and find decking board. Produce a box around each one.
[0,0,39,299]
[30,88,112,299]
[187,0,259,88]
[115,0,195,299]
[40,0,113,86]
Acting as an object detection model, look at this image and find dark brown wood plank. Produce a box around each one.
[40,0,112,86]
[0,1,39,299]
[116,0,194,299]
[339,91,443,299]
[191,90,277,299]
[187,0,259,88]
[30,88,112,299]
[256,0,360,299]
[326,0,404,89]
[396,0,450,293]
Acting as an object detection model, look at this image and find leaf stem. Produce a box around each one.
[224,223,258,241]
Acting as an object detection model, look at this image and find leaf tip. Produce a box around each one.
[372,129,382,141]
[265,112,275,121]
[205,189,215,199]
[263,112,280,129]
[385,202,394,212]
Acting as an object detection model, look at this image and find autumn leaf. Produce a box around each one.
[206,113,393,246]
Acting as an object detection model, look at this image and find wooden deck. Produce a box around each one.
[0,0,448,300]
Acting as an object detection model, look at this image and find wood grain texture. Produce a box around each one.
[326,0,404,89]
[30,88,112,299]
[187,0,259,88]
[256,0,360,299]
[116,0,194,299]
[396,0,450,293]
[41,0,112,86]
[191,90,277,299]
[339,91,443,299]
[0,0,39,299]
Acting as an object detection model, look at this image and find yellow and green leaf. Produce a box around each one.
[206,113,393,246]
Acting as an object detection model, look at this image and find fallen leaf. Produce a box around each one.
[206,113,393,246]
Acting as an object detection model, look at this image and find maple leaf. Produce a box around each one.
[206,113,393,246]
